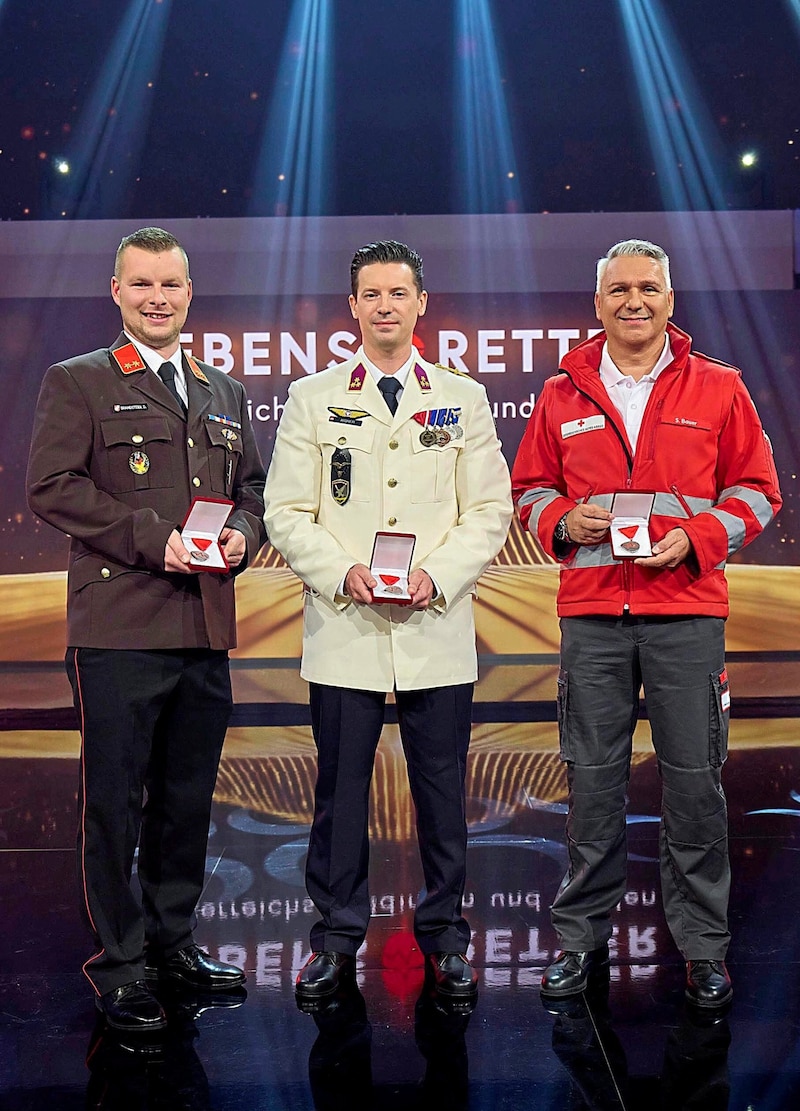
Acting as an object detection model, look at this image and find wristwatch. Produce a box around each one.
[554,514,571,544]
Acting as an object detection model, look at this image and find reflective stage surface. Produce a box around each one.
[1,728,799,1109]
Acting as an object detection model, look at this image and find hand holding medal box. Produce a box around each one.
[609,491,656,559]
[370,531,416,604]
[182,496,235,572]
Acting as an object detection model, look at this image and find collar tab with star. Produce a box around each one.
[186,355,209,384]
[413,363,432,392]
[347,363,367,392]
[111,343,146,376]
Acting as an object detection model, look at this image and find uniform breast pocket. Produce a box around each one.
[410,436,461,503]
[316,419,376,504]
[204,422,244,496]
[100,416,176,491]
[655,418,716,476]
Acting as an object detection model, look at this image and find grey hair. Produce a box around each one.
[596,239,671,293]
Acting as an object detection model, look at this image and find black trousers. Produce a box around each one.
[553,616,731,960]
[66,647,232,995]
[306,682,474,956]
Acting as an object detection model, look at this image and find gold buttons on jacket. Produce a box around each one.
[131,434,143,445]
[187,437,195,448]
[338,436,347,446]
[100,567,111,579]
[387,478,397,488]
[192,477,201,487]
[388,516,397,526]
[389,440,398,450]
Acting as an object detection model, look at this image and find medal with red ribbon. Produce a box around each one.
[619,525,640,552]
[190,536,212,562]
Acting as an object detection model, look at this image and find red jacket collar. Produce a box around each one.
[560,321,693,382]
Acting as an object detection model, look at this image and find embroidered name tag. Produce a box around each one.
[561,415,605,439]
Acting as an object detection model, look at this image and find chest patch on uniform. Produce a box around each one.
[561,415,605,439]
[328,407,370,425]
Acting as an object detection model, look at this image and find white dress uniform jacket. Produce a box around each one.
[264,353,512,692]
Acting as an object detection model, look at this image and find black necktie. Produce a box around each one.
[157,361,187,417]
[377,375,401,415]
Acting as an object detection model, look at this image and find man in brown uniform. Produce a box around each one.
[27,227,266,1031]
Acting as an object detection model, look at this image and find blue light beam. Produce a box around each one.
[51,0,172,219]
[454,0,522,215]
[616,0,729,211]
[250,0,333,218]
[786,0,800,32]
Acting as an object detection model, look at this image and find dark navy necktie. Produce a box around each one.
[157,361,187,417]
[377,375,401,415]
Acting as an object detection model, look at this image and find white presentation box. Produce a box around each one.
[370,531,416,603]
[610,491,655,559]
[182,496,235,572]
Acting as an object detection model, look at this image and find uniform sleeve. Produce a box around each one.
[682,376,782,573]
[224,378,267,570]
[263,381,359,601]
[511,381,577,560]
[26,363,174,570]
[418,385,513,605]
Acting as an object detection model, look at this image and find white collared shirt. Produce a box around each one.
[125,333,189,407]
[358,344,415,404]
[599,336,673,453]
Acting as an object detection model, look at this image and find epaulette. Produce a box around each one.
[435,362,471,377]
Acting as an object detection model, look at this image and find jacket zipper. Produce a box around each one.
[560,368,634,613]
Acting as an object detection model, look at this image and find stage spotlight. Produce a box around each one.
[249,0,332,217]
[454,0,522,214]
[50,0,172,217]
[616,0,729,210]
[740,151,758,169]
[54,159,70,175]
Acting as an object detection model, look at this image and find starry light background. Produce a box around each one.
[0,0,798,570]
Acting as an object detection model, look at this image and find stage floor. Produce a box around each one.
[1,728,799,1109]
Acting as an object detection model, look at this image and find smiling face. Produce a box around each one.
[594,254,674,360]
[111,244,192,357]
[349,261,427,364]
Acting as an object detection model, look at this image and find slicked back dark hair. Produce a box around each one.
[350,240,424,296]
[114,226,190,280]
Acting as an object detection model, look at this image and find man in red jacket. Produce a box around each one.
[512,238,781,1009]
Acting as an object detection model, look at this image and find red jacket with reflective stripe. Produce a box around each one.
[511,323,782,617]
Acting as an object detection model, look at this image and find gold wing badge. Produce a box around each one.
[328,407,371,426]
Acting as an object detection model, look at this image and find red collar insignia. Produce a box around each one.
[111,343,146,375]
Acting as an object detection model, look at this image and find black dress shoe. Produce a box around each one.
[425,953,478,1000]
[145,943,246,991]
[685,960,733,1008]
[95,980,167,1032]
[540,943,610,998]
[296,951,354,1005]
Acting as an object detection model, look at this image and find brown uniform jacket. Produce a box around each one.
[27,334,266,650]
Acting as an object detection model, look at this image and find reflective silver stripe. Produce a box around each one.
[584,492,714,517]
[706,508,747,556]
[566,545,617,569]
[518,487,562,532]
[717,484,775,529]
[652,493,714,518]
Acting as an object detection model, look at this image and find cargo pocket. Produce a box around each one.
[709,665,730,767]
[556,667,572,762]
